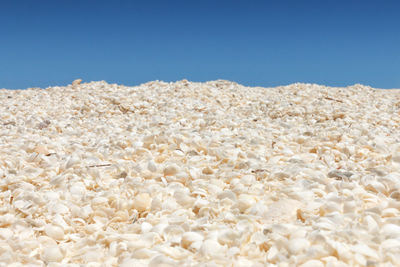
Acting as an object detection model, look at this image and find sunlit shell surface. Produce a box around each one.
[0,80,400,266]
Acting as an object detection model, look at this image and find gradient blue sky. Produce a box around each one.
[1,0,399,89]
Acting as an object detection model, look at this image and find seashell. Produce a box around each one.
[263,199,302,223]
[175,172,189,184]
[44,224,64,240]
[65,154,80,169]
[217,190,237,201]
[148,255,176,267]
[236,194,256,213]
[200,239,225,258]
[34,144,49,155]
[352,243,378,259]
[0,228,13,240]
[380,239,400,250]
[174,191,195,208]
[365,181,386,194]
[381,224,400,237]
[147,160,157,172]
[133,193,152,212]
[354,253,367,266]
[299,260,324,267]
[141,222,153,233]
[72,78,82,85]
[130,248,154,259]
[150,196,162,211]
[363,215,379,233]
[202,167,213,175]
[287,238,310,255]
[181,231,204,249]
[266,245,279,262]
[150,222,168,235]
[217,229,239,246]
[41,245,63,262]
[164,164,179,176]
[69,182,86,197]
[381,208,399,218]
[120,259,143,267]
[343,201,357,213]
[240,174,256,185]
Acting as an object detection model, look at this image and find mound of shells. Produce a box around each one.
[0,80,400,266]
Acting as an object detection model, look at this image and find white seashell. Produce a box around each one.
[364,215,379,233]
[352,243,378,259]
[41,245,63,262]
[240,174,256,185]
[236,194,256,213]
[181,231,204,249]
[130,248,154,259]
[173,171,188,183]
[354,253,367,266]
[0,228,13,240]
[38,236,58,247]
[173,149,185,157]
[217,190,237,201]
[380,238,400,250]
[150,223,168,235]
[299,260,324,267]
[141,222,153,233]
[120,258,143,267]
[266,245,279,262]
[69,182,86,197]
[147,160,157,172]
[343,201,356,213]
[263,199,302,223]
[65,154,80,169]
[150,196,162,211]
[34,144,49,155]
[44,224,64,240]
[287,238,310,255]
[133,193,152,212]
[381,208,399,217]
[381,224,400,237]
[200,239,225,258]
[164,164,179,176]
[217,229,239,246]
[174,191,195,208]
[148,255,176,267]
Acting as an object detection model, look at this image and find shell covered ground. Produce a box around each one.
[0,80,400,266]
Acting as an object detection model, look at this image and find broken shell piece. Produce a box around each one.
[72,79,82,86]
[181,231,204,249]
[133,193,152,212]
[200,239,225,258]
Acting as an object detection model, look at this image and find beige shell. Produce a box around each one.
[133,193,152,212]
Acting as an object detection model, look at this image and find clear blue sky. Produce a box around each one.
[1,0,399,89]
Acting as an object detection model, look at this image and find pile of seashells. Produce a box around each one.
[0,80,399,266]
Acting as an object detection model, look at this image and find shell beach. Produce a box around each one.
[0,80,400,266]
